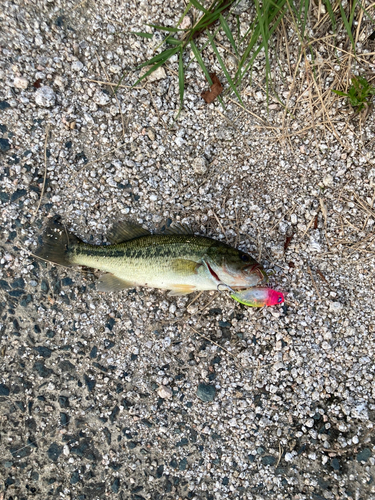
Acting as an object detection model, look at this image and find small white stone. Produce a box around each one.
[291,213,298,225]
[147,129,155,141]
[323,174,333,186]
[54,75,65,87]
[109,64,121,74]
[93,90,110,106]
[157,386,173,399]
[35,86,56,107]
[310,241,322,252]
[279,221,289,234]
[13,76,29,89]
[150,194,157,201]
[284,452,294,462]
[180,16,192,29]
[147,66,166,82]
[329,301,342,312]
[270,245,284,259]
[192,157,207,175]
[71,60,84,71]
[175,137,185,148]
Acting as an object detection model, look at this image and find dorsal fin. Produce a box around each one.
[160,222,194,235]
[107,221,151,244]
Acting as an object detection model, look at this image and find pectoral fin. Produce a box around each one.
[97,274,134,292]
[168,284,196,296]
[171,259,201,276]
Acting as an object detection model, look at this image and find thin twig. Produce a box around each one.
[95,51,127,138]
[307,266,321,300]
[32,125,49,220]
[212,211,228,243]
[189,326,236,359]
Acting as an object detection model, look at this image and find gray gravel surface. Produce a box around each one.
[1,1,375,499]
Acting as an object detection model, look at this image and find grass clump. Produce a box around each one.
[130,0,375,117]
[132,0,289,110]
[332,76,375,112]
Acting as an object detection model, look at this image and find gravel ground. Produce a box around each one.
[1,1,375,499]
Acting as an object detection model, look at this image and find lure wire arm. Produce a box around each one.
[217,282,236,293]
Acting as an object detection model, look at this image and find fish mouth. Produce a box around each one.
[238,264,268,287]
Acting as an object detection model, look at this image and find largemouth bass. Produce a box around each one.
[35,218,268,295]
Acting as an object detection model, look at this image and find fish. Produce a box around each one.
[34,218,268,296]
[230,287,284,307]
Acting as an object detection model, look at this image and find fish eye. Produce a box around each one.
[240,254,250,262]
[278,296,283,303]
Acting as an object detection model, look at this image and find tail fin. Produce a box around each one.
[34,218,81,267]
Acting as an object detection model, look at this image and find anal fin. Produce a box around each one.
[97,274,134,292]
[168,284,196,296]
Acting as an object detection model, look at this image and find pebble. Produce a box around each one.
[323,174,334,186]
[0,383,10,396]
[13,76,29,89]
[48,443,63,462]
[34,86,56,107]
[329,301,343,312]
[157,385,173,399]
[192,156,208,175]
[0,138,10,153]
[357,448,372,462]
[93,90,111,106]
[71,60,84,71]
[196,383,216,402]
[147,66,166,82]
[147,128,155,141]
[0,100,11,110]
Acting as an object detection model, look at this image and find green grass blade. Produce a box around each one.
[178,48,184,107]
[253,0,270,97]
[300,0,309,40]
[323,0,336,31]
[190,40,213,86]
[133,60,166,87]
[133,32,153,39]
[190,0,208,13]
[206,30,243,104]
[193,1,235,31]
[358,2,375,23]
[236,3,286,87]
[219,14,238,56]
[339,2,355,50]
[165,37,182,45]
[138,47,180,68]
[349,0,358,29]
